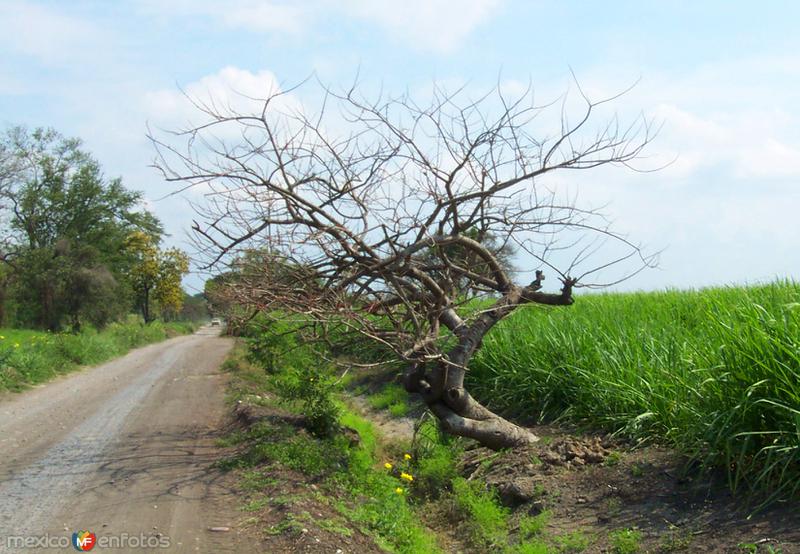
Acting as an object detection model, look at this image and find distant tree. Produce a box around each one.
[0,263,11,326]
[125,232,189,323]
[0,126,163,329]
[179,292,209,322]
[202,249,321,334]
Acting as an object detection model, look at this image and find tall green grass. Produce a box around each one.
[468,280,800,499]
[0,317,197,392]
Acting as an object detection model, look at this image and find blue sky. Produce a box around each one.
[1,1,798,293]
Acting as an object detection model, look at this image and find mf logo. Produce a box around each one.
[72,530,97,551]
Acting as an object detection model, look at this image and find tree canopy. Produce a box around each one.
[0,125,186,330]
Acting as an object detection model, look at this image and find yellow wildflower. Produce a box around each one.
[404,453,412,461]
[0,335,4,339]
[394,487,404,495]
[384,462,393,470]
[400,472,413,482]
[14,343,20,348]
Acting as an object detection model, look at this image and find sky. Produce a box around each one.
[1,0,798,293]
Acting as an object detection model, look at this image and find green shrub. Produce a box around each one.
[411,418,461,496]
[277,364,341,437]
[518,510,551,538]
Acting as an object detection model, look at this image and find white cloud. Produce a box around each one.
[137,0,307,34]
[340,0,502,53]
[650,103,800,181]
[0,1,104,65]
[145,66,288,131]
[137,0,501,53]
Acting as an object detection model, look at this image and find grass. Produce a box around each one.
[368,383,411,417]
[609,528,642,554]
[220,341,441,554]
[451,477,510,547]
[0,317,197,392]
[468,280,800,499]
[228,329,631,553]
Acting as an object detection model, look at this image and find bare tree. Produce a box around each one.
[151,79,657,449]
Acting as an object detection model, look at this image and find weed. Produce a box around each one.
[451,477,510,547]
[243,497,270,512]
[518,510,551,538]
[659,529,693,551]
[410,419,461,497]
[604,451,622,467]
[554,531,590,552]
[368,383,410,417]
[609,528,642,554]
[315,517,353,537]
[507,539,550,554]
[388,401,410,417]
[738,544,783,554]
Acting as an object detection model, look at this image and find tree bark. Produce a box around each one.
[405,279,574,449]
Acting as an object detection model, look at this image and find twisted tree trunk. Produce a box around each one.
[405,278,574,449]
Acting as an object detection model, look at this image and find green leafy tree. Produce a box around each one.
[125,232,189,323]
[179,292,209,322]
[0,125,162,330]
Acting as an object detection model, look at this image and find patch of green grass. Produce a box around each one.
[609,528,642,554]
[0,319,195,392]
[604,451,622,467]
[243,496,270,512]
[554,531,590,553]
[315,517,354,537]
[368,383,411,418]
[451,477,510,547]
[738,543,783,554]
[518,510,551,538]
[659,529,693,551]
[331,409,441,553]
[388,401,410,417]
[340,406,379,456]
[240,470,279,491]
[409,418,462,497]
[507,539,550,554]
[265,514,305,536]
[223,339,440,554]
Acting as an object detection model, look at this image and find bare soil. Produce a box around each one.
[458,427,800,553]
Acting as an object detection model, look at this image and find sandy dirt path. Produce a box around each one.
[0,327,262,553]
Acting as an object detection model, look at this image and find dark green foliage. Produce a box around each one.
[179,293,209,322]
[0,125,164,331]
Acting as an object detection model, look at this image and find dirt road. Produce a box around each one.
[0,327,261,553]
